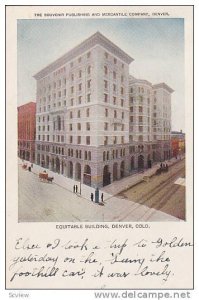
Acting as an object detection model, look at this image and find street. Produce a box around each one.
[18,161,182,222]
[118,159,185,220]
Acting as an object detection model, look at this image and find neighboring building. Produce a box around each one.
[129,77,173,170]
[18,102,36,162]
[33,32,173,188]
[171,130,185,157]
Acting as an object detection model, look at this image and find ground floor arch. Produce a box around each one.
[120,161,125,178]
[75,162,81,180]
[113,162,118,181]
[68,161,73,178]
[130,156,135,171]
[103,165,111,186]
[138,155,144,169]
[83,164,91,186]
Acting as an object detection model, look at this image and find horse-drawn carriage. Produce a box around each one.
[39,172,54,183]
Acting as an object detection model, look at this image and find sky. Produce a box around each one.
[17,18,184,131]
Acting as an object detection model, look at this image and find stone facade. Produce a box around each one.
[33,32,173,188]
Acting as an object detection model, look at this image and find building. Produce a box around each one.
[33,32,173,188]
[18,102,36,162]
[171,130,185,157]
[129,77,173,170]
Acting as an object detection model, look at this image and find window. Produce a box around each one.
[86,108,90,117]
[87,65,91,75]
[139,116,143,123]
[87,80,91,89]
[69,124,72,131]
[114,124,117,131]
[139,126,143,132]
[130,116,133,122]
[104,122,108,131]
[130,107,133,112]
[77,123,81,130]
[77,110,81,118]
[70,98,73,106]
[86,122,90,131]
[104,80,108,89]
[122,112,124,119]
[58,79,61,87]
[70,111,73,119]
[121,136,124,144]
[113,71,116,80]
[114,110,117,118]
[78,96,82,104]
[88,151,91,161]
[121,124,124,131]
[87,52,91,59]
[71,86,74,93]
[77,136,81,144]
[105,108,108,117]
[121,87,124,95]
[70,136,73,143]
[113,97,116,105]
[64,89,66,96]
[86,136,90,145]
[79,83,82,91]
[104,136,108,145]
[139,135,143,142]
[103,151,106,161]
[121,75,124,83]
[113,84,116,92]
[104,94,108,102]
[139,106,143,113]
[113,136,117,144]
[121,99,124,107]
[87,94,91,102]
[104,66,108,75]
[79,70,82,78]
[58,91,61,98]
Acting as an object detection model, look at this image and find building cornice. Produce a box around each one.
[153,83,174,93]
[129,75,152,87]
[34,32,134,80]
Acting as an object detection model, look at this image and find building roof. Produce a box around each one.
[129,75,152,86]
[17,101,36,110]
[34,31,134,80]
[153,82,174,93]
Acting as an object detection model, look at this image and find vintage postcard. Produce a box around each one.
[6,5,193,290]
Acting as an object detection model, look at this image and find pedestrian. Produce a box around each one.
[101,193,104,202]
[91,193,94,202]
[75,185,78,193]
[73,185,75,193]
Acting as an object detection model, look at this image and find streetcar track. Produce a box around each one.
[117,164,185,221]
